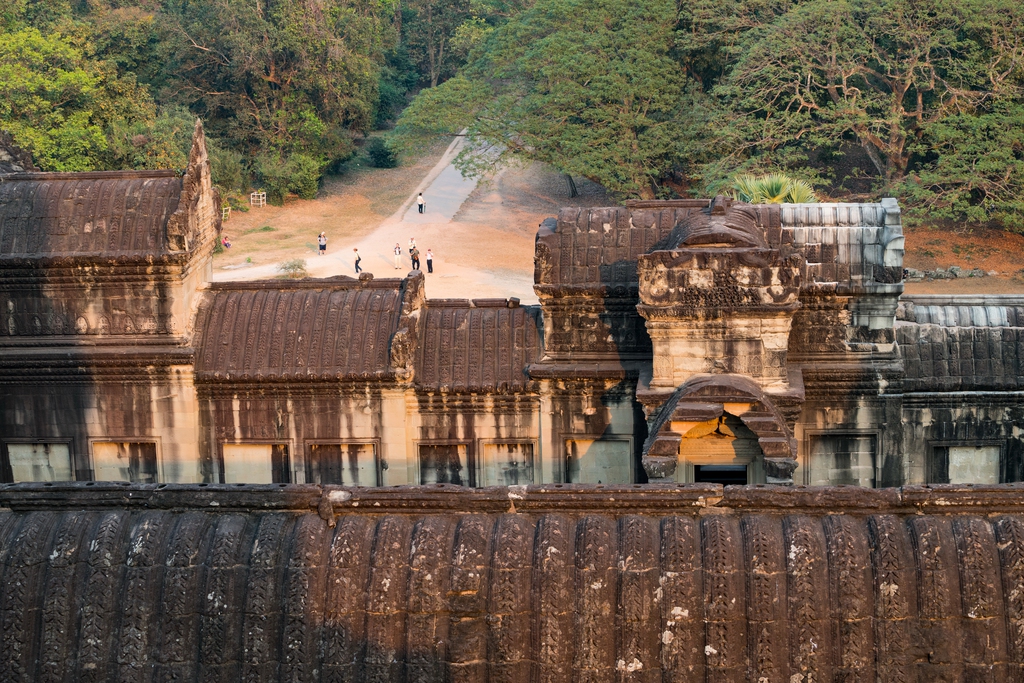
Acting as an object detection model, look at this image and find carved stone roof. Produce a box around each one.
[533,202,707,291]
[194,279,406,382]
[4,482,1024,681]
[0,171,183,261]
[414,299,541,392]
[779,199,904,287]
[897,322,1024,391]
[666,196,772,249]
[899,295,1024,327]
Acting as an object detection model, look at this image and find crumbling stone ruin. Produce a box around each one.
[1,121,1023,488]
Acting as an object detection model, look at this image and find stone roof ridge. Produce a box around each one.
[0,169,178,180]
[898,295,1024,328]
[166,119,220,252]
[663,195,772,250]
[0,172,183,260]
[423,297,525,309]
[779,200,895,228]
[897,322,1024,390]
[389,271,425,380]
[414,295,541,393]
[207,274,406,291]
[535,203,712,288]
[7,481,1024,679]
[7,480,1024,514]
[0,119,220,264]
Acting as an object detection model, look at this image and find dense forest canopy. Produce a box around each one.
[395,0,1024,228]
[0,0,512,200]
[1,0,1022,228]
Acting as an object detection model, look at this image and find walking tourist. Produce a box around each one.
[417,193,425,214]
[426,249,433,273]
[353,248,361,273]
[411,247,421,270]
[394,243,402,269]
[318,232,327,255]
[408,237,416,254]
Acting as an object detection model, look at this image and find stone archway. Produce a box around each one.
[641,373,798,484]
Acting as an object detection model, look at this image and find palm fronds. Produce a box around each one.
[730,173,818,204]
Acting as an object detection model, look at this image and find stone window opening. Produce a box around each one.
[1,441,74,483]
[564,438,633,484]
[220,443,290,484]
[92,441,159,483]
[693,464,748,485]
[806,433,877,487]
[676,414,763,484]
[481,442,536,486]
[928,442,1003,485]
[306,442,379,486]
[418,443,471,486]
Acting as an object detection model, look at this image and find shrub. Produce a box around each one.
[366,137,398,168]
[279,259,308,278]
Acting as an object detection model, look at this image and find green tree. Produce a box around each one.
[0,27,155,171]
[156,0,396,167]
[680,0,1024,227]
[106,104,193,170]
[403,0,470,88]
[394,0,690,199]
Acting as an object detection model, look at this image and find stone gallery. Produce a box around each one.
[1,122,1023,489]
[6,122,1024,681]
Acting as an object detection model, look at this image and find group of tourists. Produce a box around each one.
[277,192,433,277]
[395,238,433,272]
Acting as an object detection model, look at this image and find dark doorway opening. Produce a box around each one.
[694,464,747,485]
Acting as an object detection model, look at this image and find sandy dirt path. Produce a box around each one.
[213,142,1024,302]
[214,136,541,301]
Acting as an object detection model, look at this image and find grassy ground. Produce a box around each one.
[215,137,450,271]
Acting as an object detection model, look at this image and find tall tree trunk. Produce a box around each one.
[426,4,438,87]
[860,140,886,178]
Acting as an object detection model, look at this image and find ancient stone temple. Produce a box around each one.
[2,122,1024,488]
[6,123,1024,681]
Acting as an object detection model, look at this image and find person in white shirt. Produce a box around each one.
[417,193,425,214]
[393,243,402,269]
[426,249,433,273]
[317,232,327,255]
